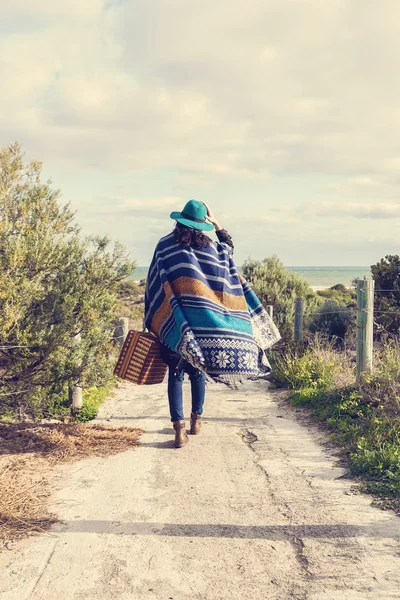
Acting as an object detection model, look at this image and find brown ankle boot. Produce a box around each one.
[173,420,188,448]
[190,412,202,435]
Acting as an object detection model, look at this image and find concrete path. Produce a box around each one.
[1,380,400,600]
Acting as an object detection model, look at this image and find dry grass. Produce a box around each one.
[0,458,57,545]
[0,422,143,463]
[0,422,143,546]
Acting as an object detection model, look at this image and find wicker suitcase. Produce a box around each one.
[114,330,168,385]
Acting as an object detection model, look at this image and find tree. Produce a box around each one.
[0,143,135,418]
[371,255,400,335]
[242,255,319,341]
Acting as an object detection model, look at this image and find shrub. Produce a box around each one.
[331,283,347,293]
[374,340,400,385]
[308,298,354,340]
[271,336,352,390]
[317,284,356,307]
[0,143,135,419]
[360,340,400,416]
[371,255,400,335]
[117,280,142,300]
[242,256,319,341]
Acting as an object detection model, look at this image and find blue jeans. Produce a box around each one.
[168,362,206,422]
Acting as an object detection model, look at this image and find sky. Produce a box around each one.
[1,0,400,267]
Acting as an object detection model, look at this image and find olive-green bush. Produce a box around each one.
[0,143,134,419]
[308,298,354,341]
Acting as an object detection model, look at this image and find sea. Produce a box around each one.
[132,266,371,289]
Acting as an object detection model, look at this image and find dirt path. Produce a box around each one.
[1,380,400,600]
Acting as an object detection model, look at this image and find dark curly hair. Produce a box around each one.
[174,222,211,249]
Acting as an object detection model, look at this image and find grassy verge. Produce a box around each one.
[271,338,400,513]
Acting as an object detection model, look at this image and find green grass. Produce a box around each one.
[74,386,111,423]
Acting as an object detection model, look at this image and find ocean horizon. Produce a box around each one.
[132,265,371,288]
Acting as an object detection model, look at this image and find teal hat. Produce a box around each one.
[170,199,214,231]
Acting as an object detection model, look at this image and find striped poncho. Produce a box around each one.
[144,232,280,384]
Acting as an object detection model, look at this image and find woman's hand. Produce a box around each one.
[202,202,222,231]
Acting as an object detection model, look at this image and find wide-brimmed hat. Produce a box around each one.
[170,199,214,232]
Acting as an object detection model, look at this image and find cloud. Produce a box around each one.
[315,202,400,219]
[2,0,400,265]
[1,0,105,21]
[86,196,182,219]
[1,0,400,179]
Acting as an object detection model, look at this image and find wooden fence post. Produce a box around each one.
[294,298,304,341]
[70,331,83,415]
[356,279,375,383]
[71,384,83,414]
[115,317,129,347]
[266,305,273,319]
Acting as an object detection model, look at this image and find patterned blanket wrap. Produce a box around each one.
[144,233,281,384]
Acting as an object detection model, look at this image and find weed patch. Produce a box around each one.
[75,386,110,423]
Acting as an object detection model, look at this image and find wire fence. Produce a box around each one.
[1,389,31,396]
[291,279,400,380]
[0,345,36,350]
[304,308,400,318]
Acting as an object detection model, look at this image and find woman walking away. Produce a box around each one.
[145,199,280,448]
